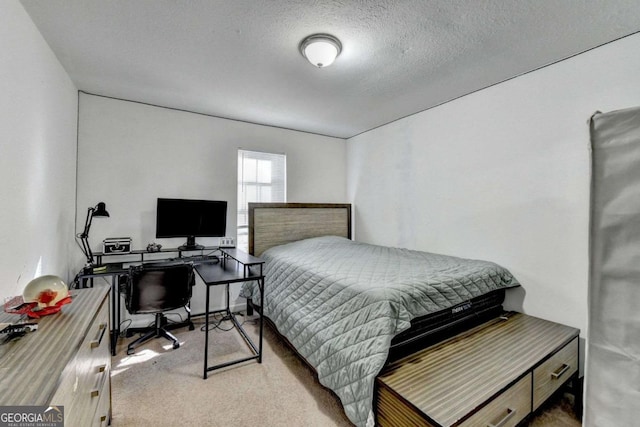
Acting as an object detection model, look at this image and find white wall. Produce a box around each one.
[348,33,640,373]
[0,1,78,301]
[77,93,346,315]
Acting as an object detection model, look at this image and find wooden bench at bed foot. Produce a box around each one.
[376,312,580,427]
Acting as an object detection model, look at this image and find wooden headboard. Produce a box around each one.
[248,203,352,256]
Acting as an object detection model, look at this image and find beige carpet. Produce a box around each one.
[111,316,581,426]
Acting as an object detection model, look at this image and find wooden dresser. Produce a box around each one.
[376,312,579,427]
[0,286,111,426]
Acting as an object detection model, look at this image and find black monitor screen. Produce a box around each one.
[156,198,227,244]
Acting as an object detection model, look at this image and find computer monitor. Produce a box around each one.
[155,198,227,250]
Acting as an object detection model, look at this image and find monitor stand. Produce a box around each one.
[179,236,204,251]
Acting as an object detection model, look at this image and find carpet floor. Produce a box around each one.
[110,315,581,426]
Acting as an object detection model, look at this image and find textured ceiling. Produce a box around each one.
[20,0,640,138]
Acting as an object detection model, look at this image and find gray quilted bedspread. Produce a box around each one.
[241,236,519,426]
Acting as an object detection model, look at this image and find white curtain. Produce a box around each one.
[586,106,640,426]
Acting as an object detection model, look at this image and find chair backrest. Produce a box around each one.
[125,261,194,315]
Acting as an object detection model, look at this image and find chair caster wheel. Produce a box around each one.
[127,348,135,355]
[173,342,180,349]
[189,324,195,331]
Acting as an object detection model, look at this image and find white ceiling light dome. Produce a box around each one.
[299,34,342,68]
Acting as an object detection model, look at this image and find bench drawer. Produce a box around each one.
[460,375,531,427]
[375,313,579,427]
[533,337,578,410]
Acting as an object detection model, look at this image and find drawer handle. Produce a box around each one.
[487,408,516,427]
[90,323,108,349]
[551,363,570,380]
[90,389,99,398]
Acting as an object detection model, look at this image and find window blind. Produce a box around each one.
[237,149,286,250]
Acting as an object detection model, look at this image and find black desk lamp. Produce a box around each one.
[78,202,110,267]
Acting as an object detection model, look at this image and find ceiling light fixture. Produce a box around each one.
[299,34,342,68]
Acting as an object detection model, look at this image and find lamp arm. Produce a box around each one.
[79,207,96,265]
[80,207,95,238]
[80,235,93,265]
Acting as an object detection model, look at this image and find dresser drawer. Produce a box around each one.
[459,374,531,427]
[77,299,110,393]
[533,337,578,410]
[93,373,111,427]
[75,298,110,423]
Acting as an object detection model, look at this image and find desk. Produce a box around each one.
[195,249,265,379]
[76,252,220,355]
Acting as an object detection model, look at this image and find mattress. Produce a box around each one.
[241,236,519,427]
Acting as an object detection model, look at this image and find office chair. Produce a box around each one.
[124,261,195,355]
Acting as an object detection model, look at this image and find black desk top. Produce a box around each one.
[220,248,264,265]
[195,258,264,285]
[93,245,219,257]
[78,248,261,285]
[78,254,221,278]
[79,263,126,277]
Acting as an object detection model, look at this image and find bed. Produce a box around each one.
[241,203,520,427]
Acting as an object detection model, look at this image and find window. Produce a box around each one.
[237,149,286,251]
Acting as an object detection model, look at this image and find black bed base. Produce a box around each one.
[387,289,506,361]
[246,288,506,363]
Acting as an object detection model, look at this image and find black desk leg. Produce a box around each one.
[225,283,230,316]
[110,276,118,356]
[258,277,264,363]
[204,285,210,379]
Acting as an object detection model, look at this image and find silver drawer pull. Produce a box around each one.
[90,389,99,398]
[487,408,516,427]
[90,323,108,349]
[551,363,570,380]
